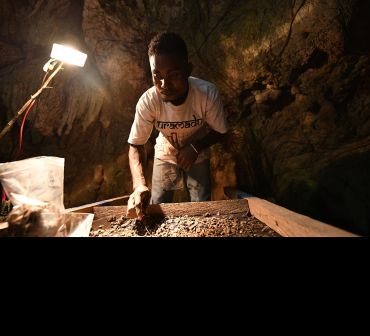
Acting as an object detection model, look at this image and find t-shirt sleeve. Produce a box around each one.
[127,93,155,145]
[205,85,228,134]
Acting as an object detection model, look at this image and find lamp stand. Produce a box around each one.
[0,61,64,143]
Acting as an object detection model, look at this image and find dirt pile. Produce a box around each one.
[90,212,280,237]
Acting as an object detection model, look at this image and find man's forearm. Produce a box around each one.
[128,144,147,190]
[192,129,226,153]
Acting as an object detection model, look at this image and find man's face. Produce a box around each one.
[149,53,192,103]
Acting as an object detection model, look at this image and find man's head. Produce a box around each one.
[148,32,192,105]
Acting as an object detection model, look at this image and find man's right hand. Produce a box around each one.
[126,185,151,220]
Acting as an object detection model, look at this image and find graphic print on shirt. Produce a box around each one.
[155,114,203,149]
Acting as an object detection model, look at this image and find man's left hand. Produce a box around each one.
[177,144,198,171]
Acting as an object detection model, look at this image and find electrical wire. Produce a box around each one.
[17,99,36,157]
[14,67,51,159]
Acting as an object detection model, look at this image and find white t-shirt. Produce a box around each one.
[128,76,228,164]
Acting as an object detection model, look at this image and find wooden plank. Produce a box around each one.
[246,197,358,237]
[65,195,129,214]
[93,199,249,221]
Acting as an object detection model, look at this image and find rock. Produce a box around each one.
[254,89,283,104]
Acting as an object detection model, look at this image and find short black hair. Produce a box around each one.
[148,32,188,61]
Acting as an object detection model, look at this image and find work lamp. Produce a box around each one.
[50,43,87,67]
[0,43,87,143]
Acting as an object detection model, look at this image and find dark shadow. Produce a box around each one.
[290,48,329,82]
[282,151,370,236]
[345,0,370,53]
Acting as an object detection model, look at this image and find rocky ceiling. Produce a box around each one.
[0,0,369,235]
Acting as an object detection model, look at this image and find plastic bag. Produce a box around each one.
[59,212,94,237]
[0,156,65,210]
[0,156,93,237]
[5,204,93,237]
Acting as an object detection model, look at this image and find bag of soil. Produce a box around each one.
[0,156,65,210]
[5,204,93,237]
[0,156,93,237]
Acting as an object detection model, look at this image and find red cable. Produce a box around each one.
[16,99,36,158]
[16,67,51,158]
[1,184,6,210]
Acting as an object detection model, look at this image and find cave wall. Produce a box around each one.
[0,0,369,234]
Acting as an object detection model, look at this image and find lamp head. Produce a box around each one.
[50,43,87,67]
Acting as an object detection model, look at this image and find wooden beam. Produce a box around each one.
[246,197,358,237]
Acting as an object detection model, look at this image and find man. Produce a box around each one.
[127,32,228,220]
